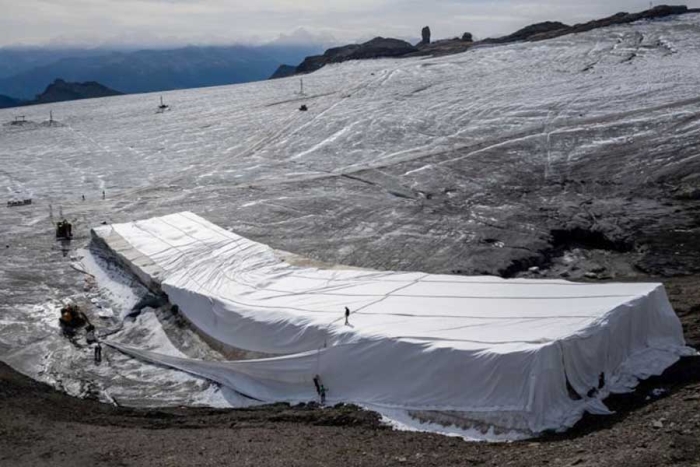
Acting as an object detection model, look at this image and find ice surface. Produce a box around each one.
[2,17,700,209]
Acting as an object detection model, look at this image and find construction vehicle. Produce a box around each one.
[55,219,72,239]
[7,199,31,208]
[58,303,87,335]
[59,304,102,363]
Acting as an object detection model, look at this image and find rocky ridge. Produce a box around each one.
[279,4,695,76]
[0,79,122,109]
[33,79,122,105]
[295,37,418,74]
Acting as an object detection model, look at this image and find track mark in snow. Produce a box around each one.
[290,122,359,160]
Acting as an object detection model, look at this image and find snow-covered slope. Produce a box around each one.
[2,16,699,208]
[1,13,700,438]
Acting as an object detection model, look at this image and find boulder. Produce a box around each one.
[461,32,473,42]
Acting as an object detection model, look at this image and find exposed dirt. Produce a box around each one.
[1,275,699,467]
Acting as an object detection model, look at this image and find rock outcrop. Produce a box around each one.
[33,79,122,104]
[296,37,418,74]
[421,26,431,45]
[286,4,691,74]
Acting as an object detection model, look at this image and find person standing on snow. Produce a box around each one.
[344,307,350,325]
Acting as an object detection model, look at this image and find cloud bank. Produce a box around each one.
[1,0,698,48]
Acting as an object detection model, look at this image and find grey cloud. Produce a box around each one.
[1,0,699,48]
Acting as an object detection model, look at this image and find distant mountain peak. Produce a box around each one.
[34,79,122,104]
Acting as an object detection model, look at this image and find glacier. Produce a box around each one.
[1,13,700,438]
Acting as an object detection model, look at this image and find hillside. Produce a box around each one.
[270,64,297,80]
[0,94,24,109]
[1,356,699,466]
[0,44,325,100]
[0,79,122,109]
[34,79,122,104]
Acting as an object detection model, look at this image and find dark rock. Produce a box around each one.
[461,32,473,42]
[551,228,632,253]
[346,37,417,60]
[269,64,297,80]
[421,26,431,45]
[296,37,417,74]
[674,186,700,200]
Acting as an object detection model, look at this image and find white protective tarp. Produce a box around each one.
[93,212,691,435]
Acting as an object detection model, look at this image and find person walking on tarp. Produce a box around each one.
[85,324,97,345]
[344,306,350,325]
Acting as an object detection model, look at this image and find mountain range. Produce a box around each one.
[0,34,331,101]
[2,6,696,107]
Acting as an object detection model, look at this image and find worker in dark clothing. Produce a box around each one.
[56,219,73,239]
[313,374,327,404]
[313,375,321,395]
[85,324,97,345]
[344,307,350,325]
[94,344,102,364]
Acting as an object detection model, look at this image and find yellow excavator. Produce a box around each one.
[55,219,73,240]
[59,303,102,363]
[58,303,87,335]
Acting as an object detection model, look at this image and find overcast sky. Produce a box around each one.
[2,0,699,48]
